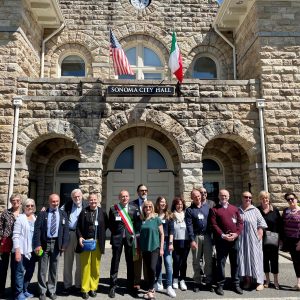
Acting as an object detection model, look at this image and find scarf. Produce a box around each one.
[173,211,185,223]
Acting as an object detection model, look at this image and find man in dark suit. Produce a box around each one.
[108,190,140,298]
[130,184,148,290]
[33,194,69,300]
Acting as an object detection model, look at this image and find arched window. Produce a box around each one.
[114,146,134,169]
[119,44,164,80]
[58,159,79,172]
[193,56,217,79]
[61,55,85,77]
[147,146,167,169]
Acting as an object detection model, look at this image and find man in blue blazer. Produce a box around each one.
[33,194,69,300]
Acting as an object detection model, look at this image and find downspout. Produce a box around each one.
[8,97,23,208]
[256,99,268,191]
[40,22,65,78]
[213,25,236,80]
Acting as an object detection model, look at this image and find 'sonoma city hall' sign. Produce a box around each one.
[107,86,175,95]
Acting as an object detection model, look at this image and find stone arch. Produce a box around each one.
[195,119,259,163]
[50,43,93,78]
[16,119,91,165]
[198,120,262,202]
[187,44,231,80]
[44,31,99,77]
[100,108,195,163]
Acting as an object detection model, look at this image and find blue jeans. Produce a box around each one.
[156,241,173,287]
[15,254,36,297]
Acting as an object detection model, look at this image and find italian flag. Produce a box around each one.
[168,31,183,83]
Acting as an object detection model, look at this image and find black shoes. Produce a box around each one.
[108,286,116,298]
[216,286,224,296]
[206,284,214,293]
[81,292,89,299]
[193,283,201,293]
[61,288,72,296]
[89,291,97,298]
[233,286,243,294]
[46,292,57,300]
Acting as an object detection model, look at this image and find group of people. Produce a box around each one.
[0,186,299,300]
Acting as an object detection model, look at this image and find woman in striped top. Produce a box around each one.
[282,192,300,291]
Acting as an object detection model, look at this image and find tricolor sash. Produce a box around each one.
[114,204,139,260]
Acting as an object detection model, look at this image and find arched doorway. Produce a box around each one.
[105,137,175,210]
[27,137,80,208]
[202,138,251,204]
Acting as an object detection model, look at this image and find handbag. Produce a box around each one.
[82,239,96,251]
[264,230,279,246]
[0,236,13,253]
[82,208,98,252]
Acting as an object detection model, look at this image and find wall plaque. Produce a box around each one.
[107,86,175,95]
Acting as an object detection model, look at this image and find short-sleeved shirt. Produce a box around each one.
[140,216,162,252]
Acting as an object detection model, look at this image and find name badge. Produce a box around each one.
[180,223,186,228]
[137,212,140,216]
[95,220,98,226]
[142,221,145,225]
[162,219,166,224]
[62,218,65,225]
[232,217,237,223]
[198,213,204,220]
[116,216,121,221]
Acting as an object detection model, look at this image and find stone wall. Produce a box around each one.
[235,0,300,205]
[0,0,42,205]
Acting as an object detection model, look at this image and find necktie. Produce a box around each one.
[50,210,56,236]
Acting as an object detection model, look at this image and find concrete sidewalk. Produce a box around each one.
[4,244,299,300]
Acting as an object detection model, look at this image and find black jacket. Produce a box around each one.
[109,202,140,247]
[76,206,108,254]
[33,209,69,251]
[63,199,89,219]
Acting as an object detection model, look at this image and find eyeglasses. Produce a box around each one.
[286,198,295,202]
[200,192,207,195]
[243,196,252,199]
[139,189,148,192]
[26,205,34,208]
[144,206,152,209]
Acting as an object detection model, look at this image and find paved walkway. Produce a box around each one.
[4,243,299,300]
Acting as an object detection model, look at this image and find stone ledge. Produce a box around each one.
[268,162,300,168]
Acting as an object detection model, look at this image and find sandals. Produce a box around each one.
[264,280,270,288]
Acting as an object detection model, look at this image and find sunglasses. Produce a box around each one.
[286,198,295,202]
[26,204,34,208]
[200,192,207,195]
[243,196,252,199]
[144,206,152,209]
[139,189,148,192]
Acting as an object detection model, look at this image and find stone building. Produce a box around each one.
[0,0,299,210]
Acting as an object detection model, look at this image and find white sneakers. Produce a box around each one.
[154,281,164,291]
[155,282,177,297]
[167,286,176,298]
[179,280,187,291]
[173,278,179,289]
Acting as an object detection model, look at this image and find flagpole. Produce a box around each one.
[108,27,111,79]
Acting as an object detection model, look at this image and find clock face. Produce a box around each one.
[130,0,151,10]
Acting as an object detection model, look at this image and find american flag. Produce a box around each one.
[109,29,134,76]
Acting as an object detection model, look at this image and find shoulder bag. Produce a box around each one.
[264,230,279,246]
